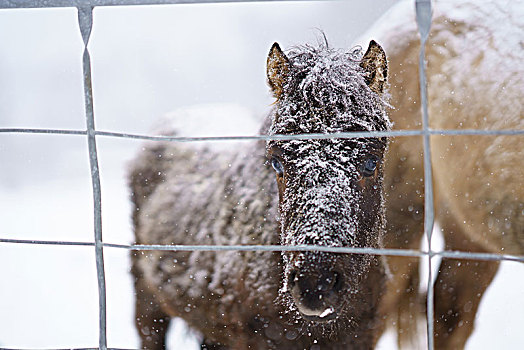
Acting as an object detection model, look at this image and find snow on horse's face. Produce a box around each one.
[266,41,390,326]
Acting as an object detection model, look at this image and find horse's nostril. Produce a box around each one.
[291,269,344,297]
[317,273,334,292]
[288,270,298,288]
[332,271,344,292]
[317,270,343,293]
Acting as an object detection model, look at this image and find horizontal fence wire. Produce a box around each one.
[1,0,325,9]
[0,128,523,141]
[2,238,524,263]
[0,0,522,349]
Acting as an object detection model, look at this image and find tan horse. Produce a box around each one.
[368,1,523,348]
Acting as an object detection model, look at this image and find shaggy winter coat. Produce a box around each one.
[130,41,390,350]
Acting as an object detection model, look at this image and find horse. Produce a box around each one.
[128,39,392,349]
[366,0,524,348]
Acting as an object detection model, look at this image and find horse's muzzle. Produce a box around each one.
[288,266,344,322]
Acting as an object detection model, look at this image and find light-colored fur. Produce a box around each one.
[364,0,523,348]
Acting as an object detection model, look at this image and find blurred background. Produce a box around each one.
[0,1,523,348]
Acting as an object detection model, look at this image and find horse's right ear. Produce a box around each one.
[267,42,290,99]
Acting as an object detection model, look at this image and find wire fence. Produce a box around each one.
[0,0,523,349]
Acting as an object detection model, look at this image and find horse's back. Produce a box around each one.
[129,102,261,245]
[427,1,524,253]
[368,0,523,252]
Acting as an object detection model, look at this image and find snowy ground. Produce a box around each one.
[1,1,523,349]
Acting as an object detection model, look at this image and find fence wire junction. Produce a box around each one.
[0,1,523,350]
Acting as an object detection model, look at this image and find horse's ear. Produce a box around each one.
[267,42,290,99]
[360,40,388,94]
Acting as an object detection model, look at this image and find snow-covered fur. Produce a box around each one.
[129,41,391,350]
[362,0,524,348]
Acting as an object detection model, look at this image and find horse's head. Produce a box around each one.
[265,41,390,328]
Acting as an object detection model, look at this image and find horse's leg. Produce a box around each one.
[132,255,171,350]
[433,214,500,350]
[381,212,425,347]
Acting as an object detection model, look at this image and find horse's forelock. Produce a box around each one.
[269,44,390,136]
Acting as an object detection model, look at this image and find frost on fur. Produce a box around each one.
[130,40,392,350]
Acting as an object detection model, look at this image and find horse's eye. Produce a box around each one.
[362,156,379,177]
[271,157,284,176]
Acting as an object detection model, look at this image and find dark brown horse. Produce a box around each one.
[129,40,392,349]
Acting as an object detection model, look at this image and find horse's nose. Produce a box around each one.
[288,268,344,320]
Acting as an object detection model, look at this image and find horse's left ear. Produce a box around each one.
[267,42,290,99]
[360,40,388,94]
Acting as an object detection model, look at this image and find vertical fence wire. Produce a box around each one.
[415,0,434,349]
[77,6,108,350]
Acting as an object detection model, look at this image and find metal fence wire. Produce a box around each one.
[0,0,523,350]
